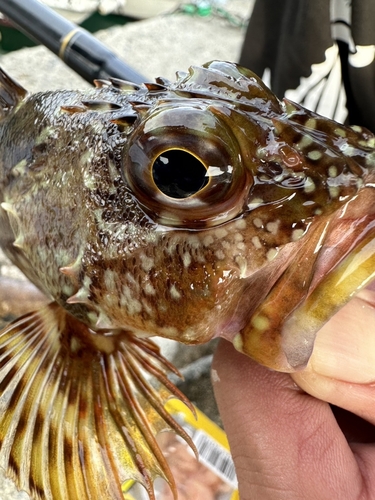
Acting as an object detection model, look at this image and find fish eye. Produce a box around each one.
[122,104,253,228]
[152,149,208,199]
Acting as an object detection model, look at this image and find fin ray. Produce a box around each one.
[0,303,191,499]
[0,68,27,117]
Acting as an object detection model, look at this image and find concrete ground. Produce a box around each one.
[0,1,254,498]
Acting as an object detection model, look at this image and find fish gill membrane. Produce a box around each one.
[0,60,375,499]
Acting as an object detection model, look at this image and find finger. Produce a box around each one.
[212,340,366,500]
[292,289,375,424]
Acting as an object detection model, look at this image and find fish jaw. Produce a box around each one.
[234,187,375,372]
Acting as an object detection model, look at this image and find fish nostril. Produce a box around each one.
[152,149,208,199]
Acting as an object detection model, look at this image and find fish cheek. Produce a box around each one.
[142,258,224,344]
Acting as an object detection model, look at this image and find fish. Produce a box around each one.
[0,59,375,499]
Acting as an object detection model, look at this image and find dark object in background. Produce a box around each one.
[240,0,375,133]
[0,0,146,83]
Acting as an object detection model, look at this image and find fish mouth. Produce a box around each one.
[232,187,375,372]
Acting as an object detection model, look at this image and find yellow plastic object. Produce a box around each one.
[123,399,239,499]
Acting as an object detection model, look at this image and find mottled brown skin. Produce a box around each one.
[1,62,375,499]
[1,62,375,364]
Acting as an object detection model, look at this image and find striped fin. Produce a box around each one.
[0,302,195,499]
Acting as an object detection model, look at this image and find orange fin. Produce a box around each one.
[0,302,195,499]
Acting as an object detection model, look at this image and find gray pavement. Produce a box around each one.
[0,2,253,498]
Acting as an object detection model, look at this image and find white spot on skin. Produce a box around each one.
[234,218,247,230]
[266,248,278,261]
[334,127,347,138]
[62,284,75,296]
[83,170,96,190]
[256,146,267,159]
[292,229,305,241]
[247,198,264,210]
[307,150,323,161]
[253,218,263,228]
[104,269,117,292]
[329,185,340,198]
[266,220,280,235]
[252,236,262,249]
[140,254,154,272]
[298,134,313,149]
[182,252,192,268]
[187,235,201,248]
[203,235,214,246]
[126,297,142,315]
[233,333,244,352]
[160,326,179,337]
[144,282,156,295]
[35,126,54,145]
[366,154,375,167]
[234,233,244,242]
[70,336,82,354]
[237,242,246,250]
[251,315,270,331]
[215,250,226,260]
[121,285,133,306]
[305,118,317,130]
[170,284,181,300]
[304,177,316,193]
[87,311,99,325]
[328,165,338,178]
[315,208,323,215]
[182,328,197,341]
[351,125,362,133]
[214,228,228,239]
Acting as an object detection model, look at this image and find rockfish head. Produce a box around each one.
[57,60,375,372]
[0,61,375,500]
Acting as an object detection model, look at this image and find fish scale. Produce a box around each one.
[0,61,375,499]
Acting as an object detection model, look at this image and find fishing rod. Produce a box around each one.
[0,0,147,84]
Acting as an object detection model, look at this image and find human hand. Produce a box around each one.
[212,288,375,500]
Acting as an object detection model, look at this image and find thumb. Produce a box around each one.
[292,288,375,424]
[212,339,365,500]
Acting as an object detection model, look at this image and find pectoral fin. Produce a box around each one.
[0,302,194,500]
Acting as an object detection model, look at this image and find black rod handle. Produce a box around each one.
[0,0,147,84]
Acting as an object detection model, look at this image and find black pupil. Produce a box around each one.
[152,150,208,199]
